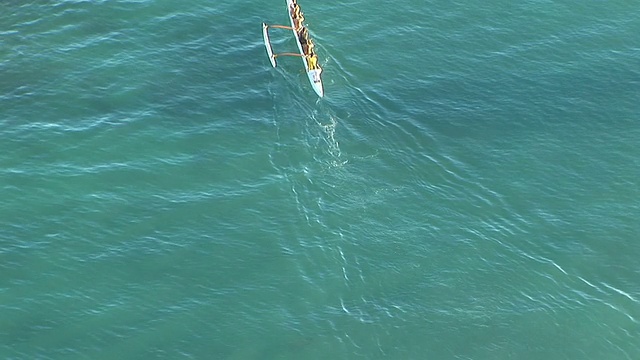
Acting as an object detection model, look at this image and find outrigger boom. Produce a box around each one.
[268,24,294,30]
[262,0,324,97]
[274,52,305,58]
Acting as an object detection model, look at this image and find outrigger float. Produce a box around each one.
[262,0,324,97]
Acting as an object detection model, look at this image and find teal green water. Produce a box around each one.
[2,1,639,359]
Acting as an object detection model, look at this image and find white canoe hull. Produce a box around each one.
[286,0,324,97]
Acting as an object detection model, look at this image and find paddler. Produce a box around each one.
[292,3,302,17]
[298,26,309,43]
[307,52,318,70]
[291,2,304,30]
[303,38,314,55]
[291,0,300,13]
[298,27,314,54]
[293,13,304,31]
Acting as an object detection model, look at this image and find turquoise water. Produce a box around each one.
[1,0,639,358]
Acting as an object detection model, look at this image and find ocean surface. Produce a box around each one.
[1,1,639,359]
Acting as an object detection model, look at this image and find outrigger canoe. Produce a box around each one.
[262,0,324,97]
